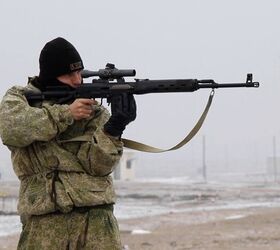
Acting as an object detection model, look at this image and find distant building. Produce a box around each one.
[113,150,137,181]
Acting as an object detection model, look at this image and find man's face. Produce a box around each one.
[56,70,82,88]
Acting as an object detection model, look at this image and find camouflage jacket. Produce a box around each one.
[0,78,123,216]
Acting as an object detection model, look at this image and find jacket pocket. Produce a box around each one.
[18,174,56,216]
[59,173,115,207]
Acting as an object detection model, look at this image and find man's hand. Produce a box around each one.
[104,94,137,137]
[69,99,97,120]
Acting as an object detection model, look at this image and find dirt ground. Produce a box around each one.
[1,206,280,250]
[120,206,280,250]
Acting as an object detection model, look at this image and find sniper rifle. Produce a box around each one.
[24,63,259,104]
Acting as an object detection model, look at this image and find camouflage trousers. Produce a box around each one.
[17,205,122,250]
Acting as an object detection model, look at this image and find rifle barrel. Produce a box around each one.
[197,81,260,89]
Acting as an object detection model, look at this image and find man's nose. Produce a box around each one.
[72,71,82,83]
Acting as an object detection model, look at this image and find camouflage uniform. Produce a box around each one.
[0,78,123,249]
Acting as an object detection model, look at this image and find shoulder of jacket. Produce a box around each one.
[5,77,40,97]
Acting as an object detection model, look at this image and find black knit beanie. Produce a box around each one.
[38,37,84,81]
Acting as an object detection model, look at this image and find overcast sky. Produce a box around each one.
[0,0,280,179]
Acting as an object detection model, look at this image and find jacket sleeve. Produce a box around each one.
[0,86,74,147]
[90,127,124,176]
[75,105,124,176]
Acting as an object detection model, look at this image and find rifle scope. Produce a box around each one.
[81,63,136,79]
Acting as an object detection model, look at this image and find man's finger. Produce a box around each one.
[77,98,97,105]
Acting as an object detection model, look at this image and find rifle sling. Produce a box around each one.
[59,90,214,153]
[122,90,214,152]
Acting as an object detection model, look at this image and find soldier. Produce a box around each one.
[0,37,136,249]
